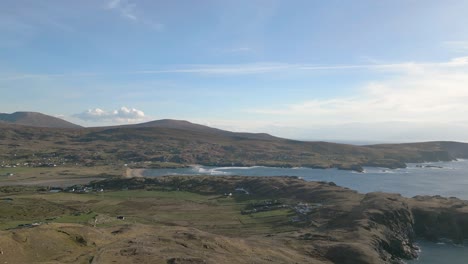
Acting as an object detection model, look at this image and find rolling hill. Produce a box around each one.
[0,112,81,129]
[1,111,468,171]
[125,119,278,140]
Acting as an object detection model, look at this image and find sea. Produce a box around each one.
[145,160,468,263]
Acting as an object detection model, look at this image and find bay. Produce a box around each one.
[145,160,468,199]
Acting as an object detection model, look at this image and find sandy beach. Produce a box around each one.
[124,168,146,178]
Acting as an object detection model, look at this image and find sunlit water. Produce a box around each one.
[145,160,468,263]
[145,160,468,199]
[408,241,468,264]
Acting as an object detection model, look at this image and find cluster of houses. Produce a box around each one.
[241,200,287,215]
[5,221,43,230]
[294,202,317,215]
[1,161,59,169]
[239,199,322,224]
[1,152,73,169]
[15,222,42,229]
[1,150,166,170]
[290,202,323,223]
[66,186,104,193]
[223,187,251,198]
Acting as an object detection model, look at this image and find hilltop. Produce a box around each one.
[0,112,81,129]
[0,119,468,172]
[126,119,277,140]
[1,111,468,172]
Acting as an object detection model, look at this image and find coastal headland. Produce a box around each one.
[1,115,468,263]
[1,175,467,263]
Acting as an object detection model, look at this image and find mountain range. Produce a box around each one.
[1,111,468,171]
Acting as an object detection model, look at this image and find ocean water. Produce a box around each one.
[145,160,468,199]
[146,160,468,263]
[409,240,468,264]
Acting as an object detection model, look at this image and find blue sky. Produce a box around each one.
[1,0,468,142]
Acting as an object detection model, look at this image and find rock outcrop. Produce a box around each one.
[410,195,468,243]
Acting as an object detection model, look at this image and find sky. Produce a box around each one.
[1,0,468,142]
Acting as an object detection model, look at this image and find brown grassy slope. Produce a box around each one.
[0,181,330,264]
[0,223,326,264]
[1,122,468,170]
[89,176,468,263]
[127,119,278,140]
[1,176,468,263]
[0,112,82,129]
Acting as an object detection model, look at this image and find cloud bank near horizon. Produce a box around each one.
[248,56,468,126]
[73,107,147,124]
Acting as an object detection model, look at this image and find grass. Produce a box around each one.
[0,165,120,181]
[102,189,211,201]
[54,211,98,224]
[0,220,39,230]
[0,189,300,237]
[0,166,121,192]
[0,167,43,174]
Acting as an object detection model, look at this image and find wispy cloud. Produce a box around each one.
[299,57,468,72]
[73,106,147,123]
[106,0,137,20]
[107,0,121,9]
[249,56,468,126]
[105,0,164,30]
[132,63,294,75]
[2,56,468,80]
[123,57,468,76]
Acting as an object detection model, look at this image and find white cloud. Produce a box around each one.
[4,57,468,80]
[74,107,146,123]
[248,56,468,128]
[112,106,145,120]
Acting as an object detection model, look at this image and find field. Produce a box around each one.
[0,189,296,233]
[0,186,316,264]
[2,174,468,263]
[0,165,119,187]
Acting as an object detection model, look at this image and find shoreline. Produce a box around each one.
[124,168,145,178]
[133,160,468,200]
[76,175,468,263]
